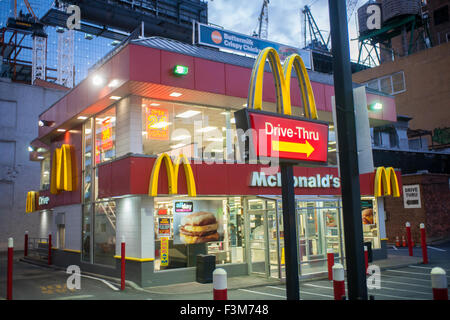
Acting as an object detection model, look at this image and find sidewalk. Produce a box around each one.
[138,254,423,295]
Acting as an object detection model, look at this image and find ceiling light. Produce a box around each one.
[57,129,66,132]
[176,110,201,118]
[243,103,247,107]
[28,146,34,152]
[92,75,104,86]
[230,118,236,124]
[37,147,47,152]
[328,141,336,145]
[197,126,217,133]
[77,116,88,120]
[108,79,120,88]
[211,149,224,153]
[37,156,45,160]
[206,137,224,142]
[170,143,186,149]
[150,121,172,129]
[150,103,161,106]
[110,96,121,100]
[172,134,191,141]
[169,92,182,97]
[328,148,336,152]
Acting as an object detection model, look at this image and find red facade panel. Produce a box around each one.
[129,45,159,84]
[194,58,226,95]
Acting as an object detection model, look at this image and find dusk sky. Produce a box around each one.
[208,0,363,60]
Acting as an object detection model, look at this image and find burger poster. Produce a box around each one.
[173,201,223,245]
[361,199,375,225]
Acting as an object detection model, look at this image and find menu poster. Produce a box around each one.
[158,217,171,237]
[173,210,222,245]
[361,199,375,225]
[145,107,169,140]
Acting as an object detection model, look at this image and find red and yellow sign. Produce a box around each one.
[100,118,113,151]
[160,236,169,267]
[50,144,77,194]
[248,111,329,163]
[145,107,169,140]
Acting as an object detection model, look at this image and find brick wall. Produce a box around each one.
[384,173,450,244]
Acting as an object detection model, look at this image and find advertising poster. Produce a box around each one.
[160,236,169,267]
[100,118,113,151]
[145,106,169,140]
[158,217,171,237]
[361,199,375,225]
[173,201,222,244]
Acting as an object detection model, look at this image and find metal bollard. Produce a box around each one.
[420,223,428,264]
[332,263,345,300]
[7,238,13,300]
[213,268,227,300]
[431,267,448,300]
[24,231,28,257]
[405,222,413,256]
[364,246,368,275]
[48,234,52,265]
[121,236,125,291]
[327,248,334,281]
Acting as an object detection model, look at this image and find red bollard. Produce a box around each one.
[213,268,227,300]
[48,234,52,265]
[332,263,345,300]
[24,231,28,257]
[420,223,428,264]
[327,248,334,281]
[364,246,369,275]
[121,237,125,291]
[405,222,413,256]
[431,267,448,300]
[7,238,13,300]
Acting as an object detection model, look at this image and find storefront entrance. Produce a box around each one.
[247,197,343,279]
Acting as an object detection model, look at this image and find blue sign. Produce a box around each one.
[196,22,312,70]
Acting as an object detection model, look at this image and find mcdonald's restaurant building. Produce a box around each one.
[27,37,403,287]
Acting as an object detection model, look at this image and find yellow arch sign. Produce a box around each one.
[149,153,197,197]
[26,191,38,213]
[50,144,77,194]
[247,47,318,119]
[374,167,400,197]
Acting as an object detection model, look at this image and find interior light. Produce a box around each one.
[108,79,120,88]
[37,147,47,152]
[328,141,336,145]
[172,134,191,141]
[230,118,236,124]
[176,110,201,118]
[206,137,224,142]
[110,96,121,100]
[92,75,104,86]
[169,92,182,97]
[37,156,45,160]
[39,120,54,127]
[28,146,34,152]
[170,143,186,149]
[150,103,161,106]
[211,149,224,153]
[150,121,172,129]
[77,116,88,120]
[197,126,217,133]
[328,148,336,152]
[57,129,66,132]
[173,65,189,76]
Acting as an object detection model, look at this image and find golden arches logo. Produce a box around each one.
[26,191,38,213]
[149,153,197,197]
[247,47,318,119]
[50,144,77,194]
[374,167,400,197]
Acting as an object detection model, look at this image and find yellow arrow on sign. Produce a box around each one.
[272,140,315,157]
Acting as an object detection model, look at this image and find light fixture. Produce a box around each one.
[37,147,47,152]
[328,141,336,145]
[328,148,336,152]
[369,102,383,111]
[150,103,161,106]
[85,129,92,134]
[92,75,104,86]
[176,110,201,118]
[27,146,34,152]
[110,96,121,100]
[243,103,247,107]
[57,129,66,132]
[77,116,88,120]
[230,118,236,124]
[150,121,172,129]
[211,149,224,153]
[206,137,224,142]
[108,79,120,88]
[170,143,186,149]
[37,156,45,160]
[172,134,191,141]
[169,92,182,97]
[197,126,217,133]
[173,65,189,76]
[39,120,54,127]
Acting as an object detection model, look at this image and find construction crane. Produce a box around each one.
[302,5,329,52]
[253,0,270,39]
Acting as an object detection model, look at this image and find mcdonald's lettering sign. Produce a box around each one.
[235,47,329,164]
[149,153,196,197]
[374,167,400,197]
[50,144,77,194]
[25,191,38,213]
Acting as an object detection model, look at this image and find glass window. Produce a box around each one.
[392,72,405,94]
[40,155,50,190]
[95,107,116,164]
[83,119,93,203]
[366,79,380,91]
[379,76,393,95]
[361,197,381,249]
[93,200,116,266]
[82,203,92,262]
[153,197,245,271]
[141,99,234,160]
